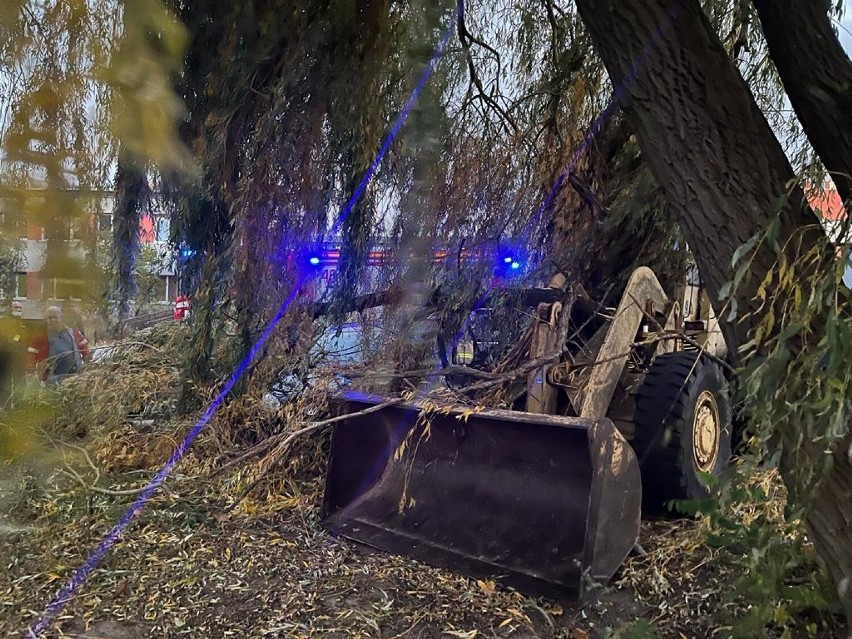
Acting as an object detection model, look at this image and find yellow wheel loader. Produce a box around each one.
[321,266,732,602]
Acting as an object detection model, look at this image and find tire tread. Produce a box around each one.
[633,351,719,509]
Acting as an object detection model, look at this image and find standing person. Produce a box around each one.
[0,301,26,404]
[28,306,90,386]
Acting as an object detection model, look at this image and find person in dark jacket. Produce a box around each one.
[28,306,90,385]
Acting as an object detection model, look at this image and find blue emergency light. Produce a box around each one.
[495,246,525,279]
[178,243,196,261]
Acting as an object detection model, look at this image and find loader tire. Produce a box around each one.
[633,351,732,513]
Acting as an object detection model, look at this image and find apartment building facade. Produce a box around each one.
[2,190,176,321]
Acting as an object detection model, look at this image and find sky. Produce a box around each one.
[839,2,852,54]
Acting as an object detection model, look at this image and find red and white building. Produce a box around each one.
[2,190,176,320]
[808,180,851,285]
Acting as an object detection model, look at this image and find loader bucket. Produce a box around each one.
[321,393,642,602]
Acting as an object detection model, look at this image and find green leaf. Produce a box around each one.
[778,322,803,342]
[731,234,759,268]
[766,216,781,252]
[726,296,738,322]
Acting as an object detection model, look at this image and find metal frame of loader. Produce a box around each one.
[321,266,733,603]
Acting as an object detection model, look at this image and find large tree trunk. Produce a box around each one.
[573,0,822,352]
[753,0,852,205]
[550,115,687,303]
[573,0,851,624]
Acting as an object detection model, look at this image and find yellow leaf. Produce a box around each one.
[498,618,513,628]
[476,579,496,594]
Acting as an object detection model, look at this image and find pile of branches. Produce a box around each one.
[52,322,190,439]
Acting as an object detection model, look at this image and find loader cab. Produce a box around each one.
[450,307,505,369]
[446,266,733,510]
[674,265,727,361]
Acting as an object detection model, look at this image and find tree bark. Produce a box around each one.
[573,0,851,623]
[753,0,852,204]
[573,0,823,353]
[113,155,148,328]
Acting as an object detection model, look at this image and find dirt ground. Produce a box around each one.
[0,323,846,639]
[1,447,847,639]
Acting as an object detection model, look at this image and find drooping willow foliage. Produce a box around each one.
[141,0,464,387]
[0,0,183,315]
[0,0,820,384]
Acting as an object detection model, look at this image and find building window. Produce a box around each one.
[67,220,80,241]
[1,210,25,238]
[54,278,69,300]
[43,277,81,300]
[155,216,170,243]
[44,277,60,300]
[150,275,173,303]
[14,273,27,299]
[58,278,83,301]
